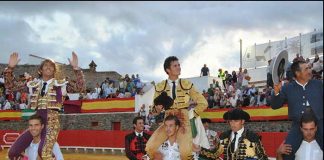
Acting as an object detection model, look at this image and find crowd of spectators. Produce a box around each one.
[1,53,322,111]
[0,70,145,110]
[0,72,31,110]
[201,68,272,109]
[200,54,323,110]
[84,74,145,100]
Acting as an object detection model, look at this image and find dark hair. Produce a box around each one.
[38,59,56,78]
[291,60,306,78]
[29,114,44,124]
[154,91,174,110]
[163,56,179,74]
[201,118,211,124]
[132,116,144,125]
[300,112,317,127]
[164,115,180,126]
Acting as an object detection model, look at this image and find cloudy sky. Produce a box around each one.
[0,1,322,82]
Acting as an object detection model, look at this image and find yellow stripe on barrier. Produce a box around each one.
[82,100,135,110]
[0,111,22,118]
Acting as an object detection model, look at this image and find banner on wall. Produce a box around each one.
[0,103,288,122]
[21,109,36,120]
[81,98,135,113]
[0,110,21,120]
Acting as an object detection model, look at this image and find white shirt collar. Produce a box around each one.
[295,80,308,90]
[233,127,244,137]
[302,139,316,144]
[135,131,143,137]
[30,140,40,147]
[167,139,178,147]
[167,78,179,85]
[41,78,54,85]
[231,127,244,140]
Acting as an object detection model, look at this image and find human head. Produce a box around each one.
[132,117,145,133]
[291,60,312,82]
[300,113,317,142]
[154,91,174,111]
[204,64,207,67]
[164,115,180,137]
[163,56,180,76]
[38,59,56,78]
[28,114,44,138]
[223,108,250,132]
[201,118,212,130]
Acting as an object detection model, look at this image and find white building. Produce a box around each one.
[243,29,323,82]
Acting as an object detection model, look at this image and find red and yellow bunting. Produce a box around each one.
[0,110,22,120]
[81,98,135,113]
[200,105,288,122]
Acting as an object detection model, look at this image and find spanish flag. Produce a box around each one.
[81,98,135,113]
[0,110,21,120]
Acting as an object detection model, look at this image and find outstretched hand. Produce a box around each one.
[277,140,292,155]
[68,51,79,70]
[8,52,20,68]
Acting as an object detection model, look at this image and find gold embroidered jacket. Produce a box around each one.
[27,79,67,110]
[219,129,268,160]
[154,79,207,115]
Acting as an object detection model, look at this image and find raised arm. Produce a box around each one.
[271,81,287,109]
[4,52,21,92]
[68,52,85,93]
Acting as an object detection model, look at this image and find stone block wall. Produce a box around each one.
[0,112,292,133]
[209,121,292,133]
[0,112,138,131]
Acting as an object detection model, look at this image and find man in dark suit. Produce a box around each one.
[219,108,268,160]
[125,117,151,160]
[271,60,323,160]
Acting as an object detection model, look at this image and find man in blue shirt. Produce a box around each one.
[271,60,323,160]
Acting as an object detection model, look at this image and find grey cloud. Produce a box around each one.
[0,1,322,82]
